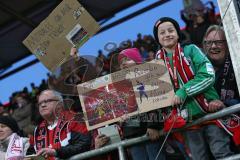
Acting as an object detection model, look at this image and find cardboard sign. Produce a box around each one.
[23,0,100,72]
[77,60,174,130]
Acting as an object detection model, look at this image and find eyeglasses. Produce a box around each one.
[38,99,59,107]
[203,40,226,47]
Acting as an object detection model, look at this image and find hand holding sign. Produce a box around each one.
[23,0,100,72]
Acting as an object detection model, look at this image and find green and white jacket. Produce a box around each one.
[161,44,219,119]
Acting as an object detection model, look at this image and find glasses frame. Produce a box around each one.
[203,40,226,47]
[38,99,59,107]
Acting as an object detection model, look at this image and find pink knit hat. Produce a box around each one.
[118,48,142,64]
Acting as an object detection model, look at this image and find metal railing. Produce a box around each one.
[220,153,240,160]
[69,135,149,160]
[68,104,240,160]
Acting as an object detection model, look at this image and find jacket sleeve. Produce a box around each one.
[175,45,215,100]
[56,121,91,159]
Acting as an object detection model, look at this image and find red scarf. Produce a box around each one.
[157,43,209,114]
[157,44,210,131]
[217,115,240,146]
[34,120,68,160]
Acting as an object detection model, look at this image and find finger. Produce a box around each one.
[208,107,213,112]
[102,140,109,144]
[176,96,182,105]
[70,47,77,56]
[171,98,175,107]
[216,102,224,108]
[149,136,153,141]
[212,106,217,112]
[95,144,100,148]
[148,134,153,139]
[177,98,180,104]
[122,114,129,121]
[153,136,157,141]
[100,136,107,140]
[95,141,100,146]
[171,95,176,106]
[211,102,222,111]
[149,135,154,140]
[147,130,152,135]
[103,137,110,141]
[101,138,108,142]
[101,140,108,146]
[71,47,77,52]
[208,103,213,111]
[211,106,216,112]
[102,139,108,143]
[98,134,106,138]
[119,117,125,123]
[212,104,219,112]
[211,104,218,111]
[208,103,215,111]
[154,135,158,140]
[151,135,156,140]
[102,135,108,139]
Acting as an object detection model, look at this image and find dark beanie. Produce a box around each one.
[153,17,182,47]
[0,116,20,133]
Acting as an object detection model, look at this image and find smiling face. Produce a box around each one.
[0,123,13,141]
[157,22,179,51]
[203,29,229,68]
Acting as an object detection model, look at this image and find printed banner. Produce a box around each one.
[77,60,174,130]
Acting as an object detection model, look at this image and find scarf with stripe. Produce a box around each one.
[34,120,67,160]
[214,55,240,145]
[157,43,209,115]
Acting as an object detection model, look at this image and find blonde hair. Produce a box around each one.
[202,25,226,53]
[203,25,226,43]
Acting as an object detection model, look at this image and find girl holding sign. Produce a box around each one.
[118,48,166,160]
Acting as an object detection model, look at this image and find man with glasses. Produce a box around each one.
[27,89,91,159]
[202,25,240,153]
[203,25,240,106]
